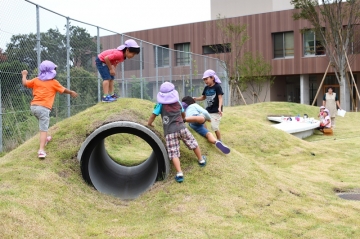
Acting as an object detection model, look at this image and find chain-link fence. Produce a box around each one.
[0,0,227,152]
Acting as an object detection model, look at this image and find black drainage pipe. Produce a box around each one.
[77,121,169,199]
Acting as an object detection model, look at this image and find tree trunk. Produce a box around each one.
[339,71,350,111]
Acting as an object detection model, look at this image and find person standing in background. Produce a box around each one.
[323,86,341,128]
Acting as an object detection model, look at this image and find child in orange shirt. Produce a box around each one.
[22,60,78,159]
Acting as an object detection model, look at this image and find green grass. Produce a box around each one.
[1,100,360,238]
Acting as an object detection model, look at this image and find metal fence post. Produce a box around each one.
[36,5,41,68]
[189,53,193,96]
[140,41,143,99]
[155,46,158,92]
[169,50,172,83]
[121,35,125,97]
[66,17,70,117]
[0,75,2,152]
[97,27,101,102]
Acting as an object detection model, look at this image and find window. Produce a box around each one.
[175,43,190,66]
[303,30,325,56]
[349,25,360,54]
[203,44,231,54]
[273,32,294,58]
[154,45,169,67]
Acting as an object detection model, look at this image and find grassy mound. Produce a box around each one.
[1,100,360,238]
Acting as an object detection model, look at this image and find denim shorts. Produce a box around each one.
[95,57,114,80]
[31,105,51,131]
[189,122,209,137]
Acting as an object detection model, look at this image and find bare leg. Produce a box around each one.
[205,132,217,144]
[39,131,47,151]
[215,130,221,141]
[172,157,182,173]
[193,146,202,161]
[109,80,114,94]
[102,80,110,95]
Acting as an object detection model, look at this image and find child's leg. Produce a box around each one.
[39,131,47,151]
[109,79,114,95]
[215,130,221,141]
[172,157,182,173]
[180,128,206,165]
[210,113,222,141]
[205,132,217,144]
[185,115,206,124]
[165,132,182,173]
[103,80,110,95]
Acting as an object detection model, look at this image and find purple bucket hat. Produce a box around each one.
[324,109,330,114]
[38,60,57,81]
[117,39,140,50]
[203,69,221,84]
[157,82,179,104]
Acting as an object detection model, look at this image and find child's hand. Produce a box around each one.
[110,67,116,76]
[21,70,28,76]
[218,108,223,116]
[70,91,78,98]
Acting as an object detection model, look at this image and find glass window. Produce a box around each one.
[154,45,169,67]
[273,32,294,58]
[303,30,325,56]
[203,44,231,54]
[175,43,190,66]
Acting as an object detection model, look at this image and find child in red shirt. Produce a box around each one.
[96,39,140,102]
[22,60,78,159]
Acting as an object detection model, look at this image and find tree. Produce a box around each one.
[210,15,250,105]
[238,52,275,103]
[291,0,360,111]
[69,25,97,71]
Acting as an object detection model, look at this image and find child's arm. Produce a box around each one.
[147,114,157,127]
[104,56,115,76]
[195,104,211,121]
[218,94,223,116]
[63,89,78,98]
[193,95,206,101]
[148,103,162,127]
[21,70,28,86]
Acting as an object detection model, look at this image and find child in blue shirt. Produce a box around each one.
[182,96,230,154]
[147,82,206,183]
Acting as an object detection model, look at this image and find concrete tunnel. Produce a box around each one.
[77,121,170,200]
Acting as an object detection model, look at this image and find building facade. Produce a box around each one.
[101,8,360,110]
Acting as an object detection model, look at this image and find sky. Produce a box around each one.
[0,0,210,49]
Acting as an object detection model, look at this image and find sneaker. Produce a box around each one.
[102,95,116,103]
[111,94,119,100]
[215,141,230,154]
[45,136,52,146]
[38,150,46,159]
[175,172,184,183]
[198,155,207,167]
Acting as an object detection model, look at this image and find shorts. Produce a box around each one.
[189,123,209,137]
[31,105,51,132]
[165,128,198,159]
[209,113,222,131]
[95,57,114,80]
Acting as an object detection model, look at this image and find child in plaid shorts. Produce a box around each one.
[148,82,206,183]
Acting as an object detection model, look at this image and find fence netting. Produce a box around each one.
[0,0,227,152]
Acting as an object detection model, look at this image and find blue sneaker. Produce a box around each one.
[175,173,184,183]
[111,94,118,100]
[215,141,230,154]
[198,155,207,167]
[102,95,116,103]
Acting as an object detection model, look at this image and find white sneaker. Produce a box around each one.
[38,150,46,159]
